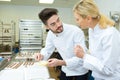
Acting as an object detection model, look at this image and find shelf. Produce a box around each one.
[19,20,43,53]
[0,52,12,55]
[21,42,41,44]
[0,21,15,53]
[20,47,42,50]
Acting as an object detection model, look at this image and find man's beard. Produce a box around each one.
[49,25,63,33]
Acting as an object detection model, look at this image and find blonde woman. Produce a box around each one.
[73,0,120,80]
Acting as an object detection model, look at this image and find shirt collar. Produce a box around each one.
[89,24,102,34]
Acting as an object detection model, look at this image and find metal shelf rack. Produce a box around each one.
[19,20,43,54]
[0,21,15,56]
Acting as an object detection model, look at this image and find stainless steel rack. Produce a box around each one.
[19,20,43,54]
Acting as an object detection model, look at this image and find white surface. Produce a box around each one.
[0,69,24,80]
[0,62,50,80]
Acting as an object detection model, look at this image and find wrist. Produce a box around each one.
[58,60,66,66]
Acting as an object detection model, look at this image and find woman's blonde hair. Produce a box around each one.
[73,0,115,29]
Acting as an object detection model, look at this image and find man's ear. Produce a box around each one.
[44,25,49,29]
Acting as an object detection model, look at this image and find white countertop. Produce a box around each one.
[0,62,54,80]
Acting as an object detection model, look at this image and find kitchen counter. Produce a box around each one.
[0,54,55,80]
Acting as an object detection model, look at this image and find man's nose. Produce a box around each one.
[56,22,61,27]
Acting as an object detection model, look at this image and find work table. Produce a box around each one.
[0,54,55,80]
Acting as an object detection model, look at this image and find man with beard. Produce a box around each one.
[35,8,89,80]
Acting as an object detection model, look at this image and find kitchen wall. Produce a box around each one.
[0,5,74,42]
[0,0,120,42]
[95,0,120,16]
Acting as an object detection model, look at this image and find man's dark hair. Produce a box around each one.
[38,8,58,25]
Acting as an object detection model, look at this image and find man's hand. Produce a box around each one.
[35,53,44,61]
[47,58,66,67]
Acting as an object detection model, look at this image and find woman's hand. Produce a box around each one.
[74,45,85,58]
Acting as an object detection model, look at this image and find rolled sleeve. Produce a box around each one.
[83,54,104,72]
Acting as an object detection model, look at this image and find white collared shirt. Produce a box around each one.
[83,24,120,80]
[41,23,88,76]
